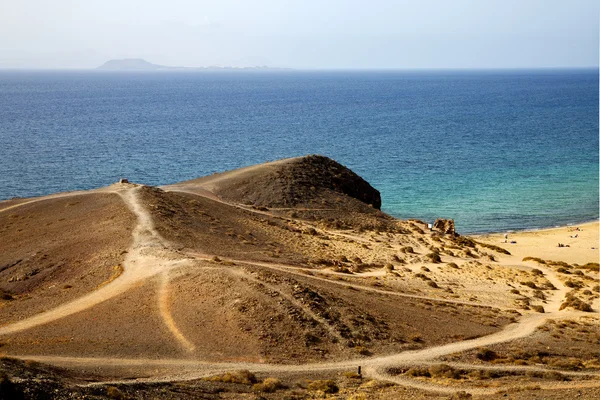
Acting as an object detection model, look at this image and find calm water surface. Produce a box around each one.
[0,69,597,233]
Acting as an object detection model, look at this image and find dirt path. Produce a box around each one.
[158,271,196,353]
[231,268,346,344]
[2,184,599,395]
[0,185,192,336]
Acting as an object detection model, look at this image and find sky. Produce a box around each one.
[0,0,598,69]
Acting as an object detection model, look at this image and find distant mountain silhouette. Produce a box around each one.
[97,58,291,71]
[97,59,165,71]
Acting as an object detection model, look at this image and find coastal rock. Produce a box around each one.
[433,219,456,235]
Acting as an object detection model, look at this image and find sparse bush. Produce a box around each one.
[530,269,544,276]
[531,305,545,313]
[533,290,546,300]
[475,241,511,255]
[401,246,414,254]
[580,262,599,272]
[447,262,459,269]
[343,371,362,379]
[428,281,439,288]
[205,370,257,384]
[253,377,283,393]
[385,263,394,272]
[414,273,431,281]
[560,295,592,312]
[522,257,546,264]
[476,348,498,361]
[510,289,520,294]
[306,379,338,393]
[106,386,126,400]
[565,280,583,289]
[425,252,442,263]
[521,281,537,289]
[428,364,460,379]
[449,390,472,399]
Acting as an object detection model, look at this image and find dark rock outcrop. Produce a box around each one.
[434,219,456,235]
[211,155,382,212]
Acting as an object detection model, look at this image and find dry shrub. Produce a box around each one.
[252,377,283,393]
[449,391,473,400]
[522,257,546,264]
[446,262,459,269]
[106,386,126,400]
[476,348,498,361]
[428,364,460,379]
[343,371,362,379]
[521,281,537,289]
[476,241,511,255]
[425,252,442,263]
[205,370,257,384]
[565,280,584,289]
[530,268,544,276]
[428,280,439,288]
[580,262,599,272]
[401,246,415,254]
[306,379,338,393]
[531,305,545,313]
[559,295,592,312]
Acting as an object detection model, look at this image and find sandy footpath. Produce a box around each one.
[473,221,599,265]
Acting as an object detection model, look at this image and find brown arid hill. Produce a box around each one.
[0,155,598,399]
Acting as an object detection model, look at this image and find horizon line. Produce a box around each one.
[0,66,598,72]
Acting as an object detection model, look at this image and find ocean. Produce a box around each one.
[0,69,597,233]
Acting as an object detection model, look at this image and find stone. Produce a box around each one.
[433,219,456,235]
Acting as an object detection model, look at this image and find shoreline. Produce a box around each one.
[465,218,600,237]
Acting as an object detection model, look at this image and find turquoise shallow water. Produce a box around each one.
[0,69,597,233]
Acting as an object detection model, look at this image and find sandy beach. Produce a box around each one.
[474,221,599,266]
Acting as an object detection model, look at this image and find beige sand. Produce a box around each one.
[474,221,599,266]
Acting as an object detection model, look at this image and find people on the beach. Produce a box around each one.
[504,233,508,243]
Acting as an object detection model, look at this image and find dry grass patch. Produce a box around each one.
[306,379,338,393]
[252,377,283,393]
[204,370,257,384]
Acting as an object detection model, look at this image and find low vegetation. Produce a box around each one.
[203,370,257,384]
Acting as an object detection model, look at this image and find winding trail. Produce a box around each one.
[0,185,192,336]
[1,184,599,395]
[158,271,196,352]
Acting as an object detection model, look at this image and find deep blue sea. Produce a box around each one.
[0,69,598,233]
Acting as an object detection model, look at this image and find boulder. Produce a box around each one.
[433,219,456,235]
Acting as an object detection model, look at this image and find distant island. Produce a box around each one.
[97,58,289,71]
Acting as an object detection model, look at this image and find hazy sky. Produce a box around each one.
[0,0,598,69]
